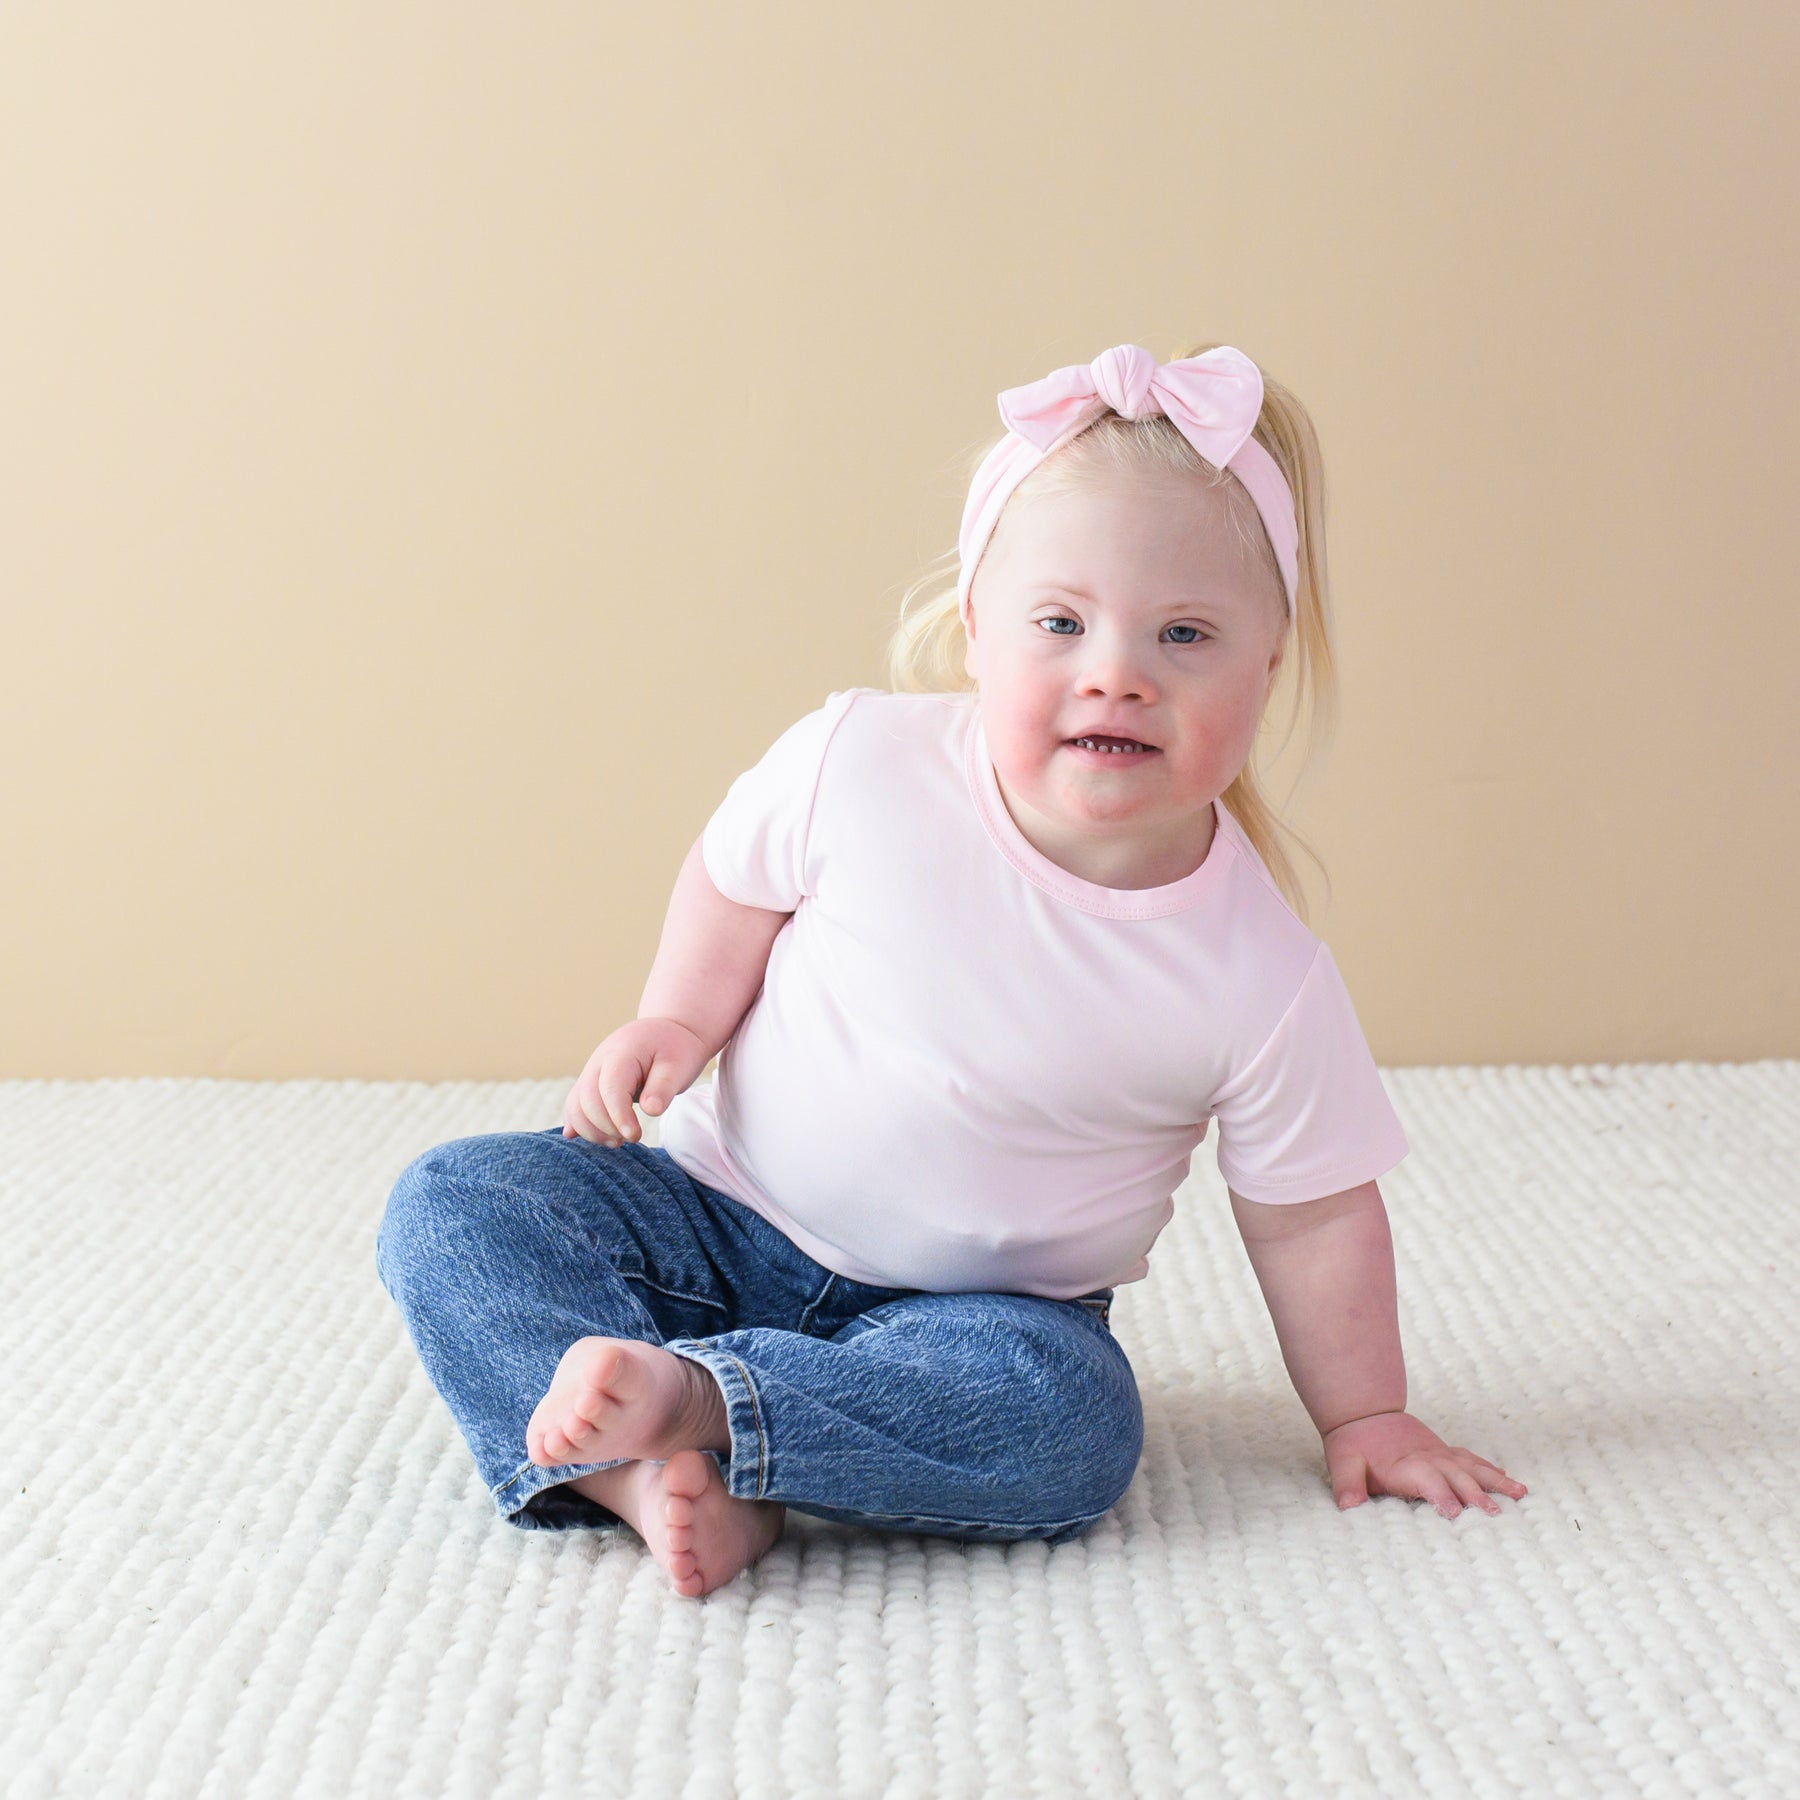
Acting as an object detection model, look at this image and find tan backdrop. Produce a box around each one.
[3,2,1795,1079]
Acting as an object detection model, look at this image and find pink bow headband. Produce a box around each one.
[955,343,1300,628]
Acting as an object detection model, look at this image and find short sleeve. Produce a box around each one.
[700,690,864,911]
[1209,942,1410,1204]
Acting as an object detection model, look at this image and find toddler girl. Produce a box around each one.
[377,341,1527,1599]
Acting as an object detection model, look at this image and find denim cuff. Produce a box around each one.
[490,1452,637,1531]
[661,1337,770,1500]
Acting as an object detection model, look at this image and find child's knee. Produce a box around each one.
[374,1132,521,1292]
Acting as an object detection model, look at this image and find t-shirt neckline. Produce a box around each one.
[962,700,1238,918]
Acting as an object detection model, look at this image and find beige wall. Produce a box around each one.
[3,3,1795,1079]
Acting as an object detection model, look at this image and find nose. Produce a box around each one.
[1076,631,1157,702]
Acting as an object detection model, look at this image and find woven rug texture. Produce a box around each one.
[1,1064,1796,1798]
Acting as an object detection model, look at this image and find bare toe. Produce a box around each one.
[525,1337,700,1467]
[636,1449,785,1599]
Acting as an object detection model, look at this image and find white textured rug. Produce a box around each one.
[2,1065,1796,1798]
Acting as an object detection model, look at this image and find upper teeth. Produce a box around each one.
[1073,738,1148,752]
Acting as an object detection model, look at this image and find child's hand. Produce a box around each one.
[561,1018,712,1148]
[1322,1410,1527,1518]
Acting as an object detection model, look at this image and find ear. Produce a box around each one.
[1265,613,1290,691]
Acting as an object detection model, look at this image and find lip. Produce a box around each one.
[1063,739,1162,767]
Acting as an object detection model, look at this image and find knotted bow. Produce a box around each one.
[998,342,1266,467]
[956,343,1299,627]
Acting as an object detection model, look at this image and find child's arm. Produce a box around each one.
[1230,1181,1404,1432]
[563,834,793,1145]
[1230,1181,1528,1518]
[637,832,794,1064]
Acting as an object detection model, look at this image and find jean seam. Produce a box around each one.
[492,1453,630,1505]
[795,1272,835,1336]
[667,1342,770,1498]
[714,1347,770,1496]
[798,1499,1114,1536]
[620,1269,731,1316]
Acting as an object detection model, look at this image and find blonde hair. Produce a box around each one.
[882,339,1338,924]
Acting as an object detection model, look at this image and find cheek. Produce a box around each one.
[985,676,1058,741]
[1176,681,1268,768]
[1218,686,1266,742]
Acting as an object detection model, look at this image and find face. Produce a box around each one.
[962,466,1288,887]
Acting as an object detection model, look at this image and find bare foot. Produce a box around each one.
[574,1451,786,1598]
[526,1337,728,1468]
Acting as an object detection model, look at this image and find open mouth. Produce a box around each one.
[1065,736,1159,758]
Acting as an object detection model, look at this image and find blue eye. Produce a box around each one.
[1034,615,1209,644]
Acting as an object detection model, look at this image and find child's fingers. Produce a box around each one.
[570,1084,622,1145]
[595,1058,646,1143]
[1453,1448,1527,1496]
[1323,1438,1371,1510]
[1396,1460,1464,1517]
[1442,1464,1502,1515]
[638,1052,676,1115]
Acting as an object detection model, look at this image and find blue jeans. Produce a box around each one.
[375,1127,1143,1544]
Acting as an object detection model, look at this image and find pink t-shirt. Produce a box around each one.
[657,687,1410,1300]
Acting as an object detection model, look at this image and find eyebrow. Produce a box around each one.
[1030,582,1229,614]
